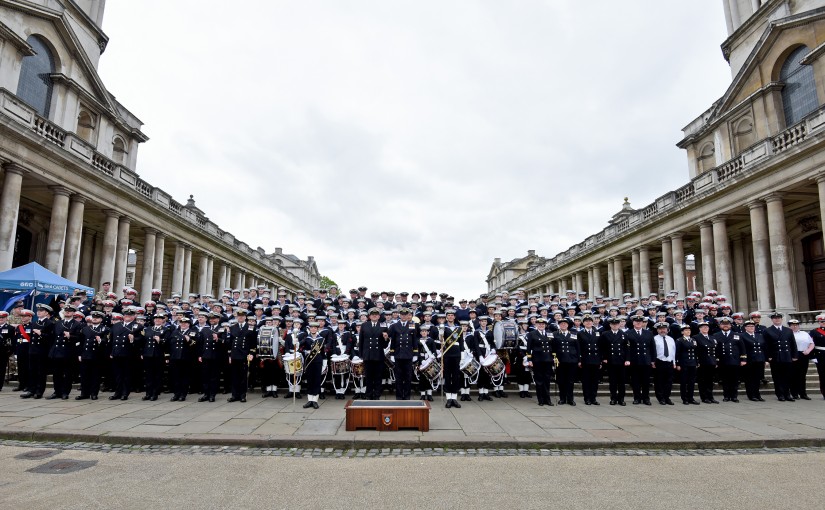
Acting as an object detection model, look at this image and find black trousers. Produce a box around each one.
[719,364,740,399]
[744,361,765,398]
[556,362,576,403]
[654,360,674,402]
[51,357,72,396]
[443,357,461,393]
[111,357,131,397]
[27,352,47,395]
[304,360,323,396]
[0,348,9,390]
[770,360,793,399]
[697,364,716,401]
[201,359,219,397]
[630,364,652,402]
[364,360,383,399]
[220,355,231,393]
[229,358,248,399]
[394,359,413,400]
[533,361,553,405]
[79,359,100,397]
[259,358,283,389]
[791,354,810,397]
[607,364,626,402]
[580,363,600,402]
[678,365,697,402]
[143,357,164,397]
[816,355,825,398]
[169,359,190,398]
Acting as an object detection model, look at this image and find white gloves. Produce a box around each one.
[390,356,395,363]
[412,356,418,362]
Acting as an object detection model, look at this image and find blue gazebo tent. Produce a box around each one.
[0,262,94,310]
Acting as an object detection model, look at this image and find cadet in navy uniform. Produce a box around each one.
[652,322,676,405]
[388,308,419,400]
[714,317,747,402]
[626,316,655,405]
[142,312,169,401]
[552,318,580,406]
[600,317,629,406]
[13,309,35,393]
[474,316,496,401]
[675,324,699,404]
[300,321,328,409]
[358,308,387,400]
[526,318,554,406]
[694,321,719,403]
[49,310,82,399]
[741,320,767,401]
[108,311,137,400]
[811,314,825,400]
[169,316,197,401]
[763,312,797,401]
[0,311,13,392]
[21,304,55,399]
[330,319,354,400]
[577,315,601,405]
[438,318,463,408]
[226,312,255,402]
[77,311,108,400]
[197,312,223,402]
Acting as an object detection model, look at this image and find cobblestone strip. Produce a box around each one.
[2,439,825,458]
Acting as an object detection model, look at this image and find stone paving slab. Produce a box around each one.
[0,390,824,448]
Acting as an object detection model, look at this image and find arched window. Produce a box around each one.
[112,137,127,164]
[16,35,55,117]
[77,110,95,143]
[698,142,715,173]
[780,45,819,127]
[733,116,756,154]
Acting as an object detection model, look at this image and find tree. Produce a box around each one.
[319,276,338,290]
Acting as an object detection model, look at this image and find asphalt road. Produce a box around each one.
[0,445,821,509]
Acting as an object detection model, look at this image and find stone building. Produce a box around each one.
[488,0,825,323]
[0,0,319,299]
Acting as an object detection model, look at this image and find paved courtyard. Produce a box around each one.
[0,390,823,448]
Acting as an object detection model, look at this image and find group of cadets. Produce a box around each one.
[1,284,824,410]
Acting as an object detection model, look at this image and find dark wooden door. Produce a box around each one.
[803,233,825,310]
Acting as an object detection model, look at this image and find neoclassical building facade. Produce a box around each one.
[0,0,320,299]
[488,0,825,323]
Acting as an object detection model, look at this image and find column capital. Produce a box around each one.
[669,232,685,240]
[103,209,121,219]
[659,236,672,244]
[2,162,27,176]
[143,227,158,236]
[763,193,784,204]
[711,215,727,224]
[118,215,132,224]
[698,220,713,228]
[154,231,166,240]
[815,174,825,184]
[746,200,765,211]
[48,186,72,197]
[69,194,87,204]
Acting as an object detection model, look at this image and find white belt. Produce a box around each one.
[815,346,825,351]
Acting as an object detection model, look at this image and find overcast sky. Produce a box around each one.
[97,1,731,299]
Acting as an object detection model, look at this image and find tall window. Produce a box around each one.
[16,35,55,117]
[112,137,127,164]
[77,110,95,143]
[780,45,819,127]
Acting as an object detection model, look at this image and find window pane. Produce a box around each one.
[16,36,55,117]
[781,46,819,126]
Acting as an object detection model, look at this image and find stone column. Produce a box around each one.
[613,257,624,297]
[44,187,72,274]
[218,262,227,296]
[206,256,214,296]
[765,194,794,312]
[817,175,825,253]
[592,265,602,297]
[78,230,95,286]
[225,265,232,290]
[152,233,165,294]
[140,228,157,302]
[0,164,26,271]
[171,241,184,295]
[233,269,243,290]
[631,250,641,298]
[639,247,651,297]
[606,261,614,297]
[699,221,716,293]
[748,201,774,310]
[660,237,673,294]
[671,233,686,298]
[574,272,583,294]
[113,216,131,291]
[99,210,120,288]
[731,233,748,311]
[61,194,86,281]
[182,245,193,295]
[712,216,733,300]
[587,267,595,298]
[198,253,209,296]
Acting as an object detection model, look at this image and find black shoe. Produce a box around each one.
[295,393,303,399]
[666,400,674,405]
[519,391,526,398]
[568,400,576,406]
[757,396,765,402]
[592,400,600,405]
[240,397,246,403]
[786,397,795,402]
[690,400,700,405]
[312,402,319,409]
[524,392,532,398]
[303,401,313,409]
[91,395,98,400]
[702,399,713,403]
[261,392,270,398]
[683,400,690,405]
[723,397,730,402]
[108,395,120,401]
[34,394,43,399]
[559,399,567,405]
[748,397,758,401]
[500,391,508,398]
[619,401,626,406]
[150,396,158,401]
[445,400,453,409]
[609,400,616,405]
[170,395,179,402]
[227,397,237,402]
[800,395,811,400]
[75,395,89,401]
[121,396,128,401]
[427,395,433,402]
[198,395,209,402]
[547,400,554,406]
[12,386,22,392]
[272,392,279,398]
[209,396,215,402]
[643,400,651,406]
[452,399,461,409]
[284,392,294,399]
[632,400,640,405]
[421,395,427,401]
[585,400,591,406]
[142,395,151,401]
[477,395,484,402]
[20,392,33,399]
[710,399,720,404]
[319,393,325,400]
[47,393,60,400]
[731,398,739,403]
[538,402,544,406]
[658,399,666,405]
[777,396,786,401]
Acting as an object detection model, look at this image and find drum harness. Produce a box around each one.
[332,333,350,393]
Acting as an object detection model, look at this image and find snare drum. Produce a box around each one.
[419,356,441,383]
[283,352,303,376]
[459,353,480,379]
[331,354,351,375]
[350,357,365,378]
[481,353,505,379]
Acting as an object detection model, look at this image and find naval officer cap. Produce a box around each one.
[769,311,783,318]
[36,303,53,312]
[655,322,669,329]
[368,308,380,315]
[308,321,320,327]
[718,316,732,324]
